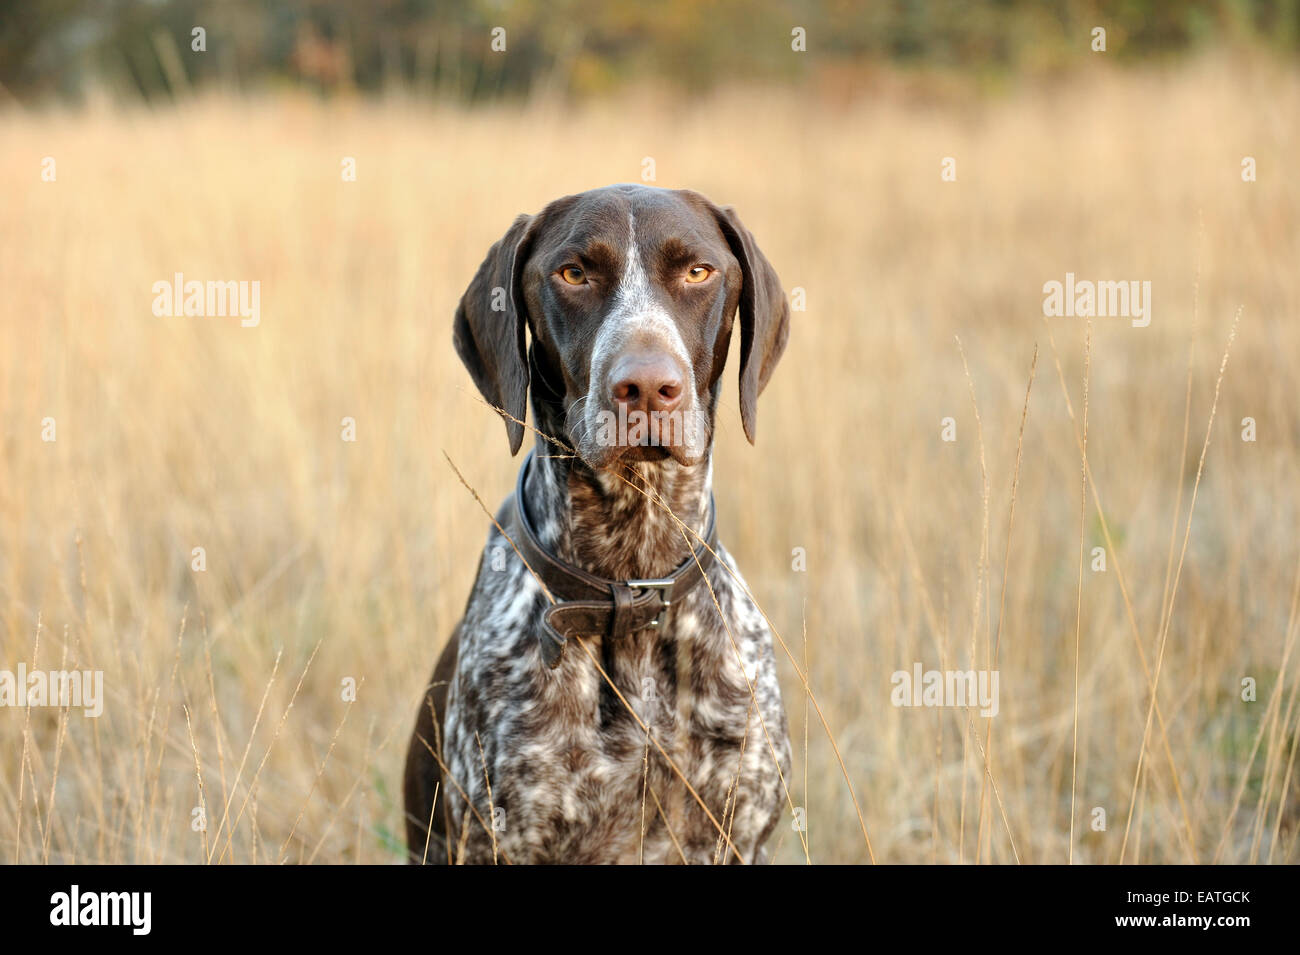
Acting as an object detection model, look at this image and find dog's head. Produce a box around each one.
[453,184,789,469]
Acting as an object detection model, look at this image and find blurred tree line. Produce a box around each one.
[1,0,1297,103]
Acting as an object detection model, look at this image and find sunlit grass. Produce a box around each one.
[1,55,1297,863]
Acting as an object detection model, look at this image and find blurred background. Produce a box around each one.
[3,0,1300,104]
[1,2,1298,865]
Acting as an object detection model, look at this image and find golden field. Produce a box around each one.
[1,56,1298,863]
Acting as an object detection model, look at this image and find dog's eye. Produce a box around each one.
[684,265,713,284]
[559,265,586,285]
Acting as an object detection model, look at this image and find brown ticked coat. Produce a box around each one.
[404,184,791,864]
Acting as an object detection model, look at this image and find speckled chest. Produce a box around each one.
[441,522,791,864]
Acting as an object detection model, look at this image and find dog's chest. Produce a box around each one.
[443,537,786,864]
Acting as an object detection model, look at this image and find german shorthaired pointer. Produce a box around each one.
[403,183,792,864]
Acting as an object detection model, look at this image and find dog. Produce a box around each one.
[403,183,792,864]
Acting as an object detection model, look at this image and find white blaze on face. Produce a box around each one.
[581,212,707,465]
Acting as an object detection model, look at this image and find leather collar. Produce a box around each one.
[510,451,718,668]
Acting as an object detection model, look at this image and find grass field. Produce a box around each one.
[2,54,1298,863]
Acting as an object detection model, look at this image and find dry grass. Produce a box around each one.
[2,55,1298,864]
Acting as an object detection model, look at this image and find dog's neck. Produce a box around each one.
[522,437,713,582]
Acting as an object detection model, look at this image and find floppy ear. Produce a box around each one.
[452,213,537,455]
[712,204,791,444]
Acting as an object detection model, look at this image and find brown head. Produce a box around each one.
[453,184,790,469]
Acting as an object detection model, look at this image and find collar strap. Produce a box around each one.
[511,451,718,668]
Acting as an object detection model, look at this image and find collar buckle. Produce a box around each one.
[626,577,676,628]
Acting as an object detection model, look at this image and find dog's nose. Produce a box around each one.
[608,352,685,415]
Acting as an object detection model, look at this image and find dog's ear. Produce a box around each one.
[710,204,790,444]
[453,213,538,455]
